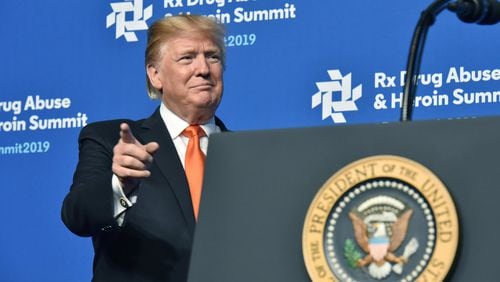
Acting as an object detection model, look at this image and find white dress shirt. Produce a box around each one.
[111,103,221,225]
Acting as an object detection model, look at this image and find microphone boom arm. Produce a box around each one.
[400,0,452,122]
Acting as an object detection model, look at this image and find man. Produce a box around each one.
[61,15,227,282]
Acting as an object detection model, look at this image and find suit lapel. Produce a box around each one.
[135,108,196,233]
[215,116,228,131]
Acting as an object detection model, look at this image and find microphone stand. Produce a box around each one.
[400,0,453,122]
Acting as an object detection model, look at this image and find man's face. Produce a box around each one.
[147,33,224,124]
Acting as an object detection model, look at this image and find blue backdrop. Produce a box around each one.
[1,0,499,281]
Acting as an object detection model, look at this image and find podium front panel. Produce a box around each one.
[188,117,500,282]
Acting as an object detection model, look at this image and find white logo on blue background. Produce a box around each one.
[106,0,153,42]
[312,69,362,123]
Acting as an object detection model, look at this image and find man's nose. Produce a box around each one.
[194,56,210,76]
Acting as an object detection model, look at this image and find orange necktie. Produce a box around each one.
[182,125,206,220]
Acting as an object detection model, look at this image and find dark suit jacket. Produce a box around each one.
[61,108,227,282]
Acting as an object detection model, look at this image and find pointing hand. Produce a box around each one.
[112,123,160,192]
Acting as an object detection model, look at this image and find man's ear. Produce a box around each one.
[146,64,163,89]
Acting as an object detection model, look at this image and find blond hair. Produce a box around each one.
[145,15,226,99]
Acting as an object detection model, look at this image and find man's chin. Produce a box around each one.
[192,92,221,105]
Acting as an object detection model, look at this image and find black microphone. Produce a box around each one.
[448,0,500,24]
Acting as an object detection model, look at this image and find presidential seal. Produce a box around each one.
[302,155,458,282]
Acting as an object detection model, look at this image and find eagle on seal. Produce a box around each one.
[348,209,413,279]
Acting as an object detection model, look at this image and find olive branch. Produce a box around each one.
[344,238,362,268]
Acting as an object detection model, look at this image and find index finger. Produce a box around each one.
[120,123,136,144]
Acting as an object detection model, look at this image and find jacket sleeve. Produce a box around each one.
[61,122,121,237]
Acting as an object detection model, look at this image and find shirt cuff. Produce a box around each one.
[111,174,136,226]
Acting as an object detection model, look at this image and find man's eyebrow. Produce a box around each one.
[171,45,220,56]
[205,49,221,54]
[175,47,196,53]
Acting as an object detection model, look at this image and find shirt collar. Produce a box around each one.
[159,103,220,139]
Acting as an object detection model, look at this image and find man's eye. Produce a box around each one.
[208,55,221,63]
[178,56,193,63]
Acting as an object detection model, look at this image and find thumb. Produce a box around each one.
[120,123,136,144]
[144,142,160,155]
